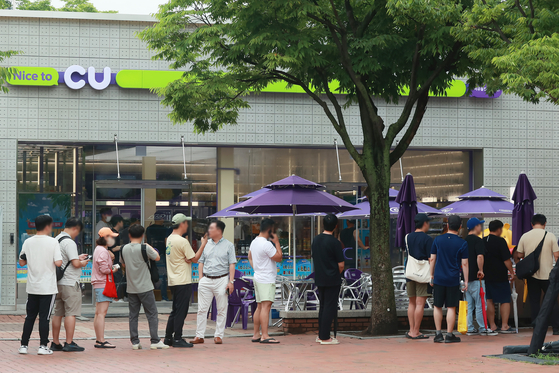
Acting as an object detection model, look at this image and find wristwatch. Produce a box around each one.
[230,280,234,284]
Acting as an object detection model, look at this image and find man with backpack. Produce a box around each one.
[120,224,169,350]
[51,218,89,352]
[516,214,559,334]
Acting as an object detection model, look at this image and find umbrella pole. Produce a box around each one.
[293,205,296,279]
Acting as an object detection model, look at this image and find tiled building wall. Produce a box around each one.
[1,14,559,306]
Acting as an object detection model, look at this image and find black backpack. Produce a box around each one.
[142,244,160,285]
[121,244,159,285]
[56,236,73,281]
[516,231,547,280]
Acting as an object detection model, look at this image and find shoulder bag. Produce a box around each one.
[404,234,431,283]
[516,231,547,280]
[142,244,160,285]
[56,236,73,281]
[103,269,118,298]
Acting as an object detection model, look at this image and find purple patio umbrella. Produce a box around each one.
[230,175,357,278]
[511,172,537,245]
[395,174,419,248]
[337,197,441,219]
[440,187,513,217]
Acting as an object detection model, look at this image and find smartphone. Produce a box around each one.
[269,230,274,240]
[87,255,93,260]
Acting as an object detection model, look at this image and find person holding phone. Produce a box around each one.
[248,219,282,344]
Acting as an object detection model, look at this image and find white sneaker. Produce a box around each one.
[18,345,28,354]
[315,337,321,343]
[150,341,170,350]
[320,338,340,345]
[38,345,53,355]
[132,343,142,350]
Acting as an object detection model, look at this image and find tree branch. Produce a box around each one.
[344,0,358,34]
[389,90,430,165]
[480,0,511,43]
[356,8,378,38]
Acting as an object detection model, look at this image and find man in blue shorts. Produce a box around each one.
[430,215,469,343]
[484,220,515,333]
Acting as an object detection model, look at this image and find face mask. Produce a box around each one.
[107,237,115,247]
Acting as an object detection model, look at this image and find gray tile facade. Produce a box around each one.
[0,11,558,307]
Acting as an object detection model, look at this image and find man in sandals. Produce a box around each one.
[248,219,282,344]
[405,214,433,340]
[312,214,345,345]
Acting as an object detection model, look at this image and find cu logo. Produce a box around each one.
[64,65,111,90]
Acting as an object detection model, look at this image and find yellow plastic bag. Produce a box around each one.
[457,300,468,335]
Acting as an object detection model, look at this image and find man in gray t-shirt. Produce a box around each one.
[120,224,168,350]
[52,218,89,352]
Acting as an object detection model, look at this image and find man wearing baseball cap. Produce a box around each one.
[464,218,496,336]
[430,215,469,343]
[164,214,207,348]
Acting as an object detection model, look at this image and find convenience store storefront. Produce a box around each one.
[1,10,558,309]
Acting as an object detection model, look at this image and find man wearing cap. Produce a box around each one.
[430,215,469,343]
[95,208,112,239]
[163,214,206,348]
[405,213,433,340]
[464,218,496,336]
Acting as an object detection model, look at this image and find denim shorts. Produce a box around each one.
[94,287,114,303]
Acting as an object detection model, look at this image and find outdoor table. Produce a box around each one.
[283,278,315,311]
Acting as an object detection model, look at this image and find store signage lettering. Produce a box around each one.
[7,65,500,99]
[64,65,112,90]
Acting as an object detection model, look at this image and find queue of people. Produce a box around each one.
[406,213,559,343]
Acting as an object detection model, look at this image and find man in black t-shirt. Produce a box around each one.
[405,213,433,340]
[312,214,344,345]
[339,220,366,269]
[464,218,497,336]
[484,220,515,333]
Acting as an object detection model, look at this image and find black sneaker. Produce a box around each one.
[50,342,64,352]
[173,339,194,348]
[163,338,173,347]
[433,333,444,343]
[466,329,479,336]
[445,333,461,343]
[63,341,85,352]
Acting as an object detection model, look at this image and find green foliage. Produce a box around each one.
[140,0,478,156]
[17,0,55,11]
[456,0,559,104]
[0,50,21,94]
[58,0,116,13]
[0,0,13,9]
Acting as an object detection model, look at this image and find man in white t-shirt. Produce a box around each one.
[248,219,282,344]
[18,215,63,356]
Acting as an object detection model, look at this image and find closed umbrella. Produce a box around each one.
[511,281,519,333]
[231,175,357,278]
[395,174,418,248]
[479,279,488,331]
[511,172,537,245]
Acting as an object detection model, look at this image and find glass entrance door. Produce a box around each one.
[92,180,193,303]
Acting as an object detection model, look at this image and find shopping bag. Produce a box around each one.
[457,299,468,335]
[103,270,118,298]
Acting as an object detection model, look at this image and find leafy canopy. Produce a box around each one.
[17,0,55,10]
[0,51,21,93]
[5,0,117,12]
[455,0,559,104]
[140,0,478,167]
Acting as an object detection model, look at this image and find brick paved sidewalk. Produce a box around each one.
[0,314,260,341]
[1,328,558,372]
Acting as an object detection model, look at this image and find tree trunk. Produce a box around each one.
[360,146,398,335]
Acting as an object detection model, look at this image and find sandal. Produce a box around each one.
[405,332,412,339]
[94,340,116,349]
[410,334,429,340]
[251,338,261,343]
[260,338,280,344]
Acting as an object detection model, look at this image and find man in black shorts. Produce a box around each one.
[484,220,515,333]
[430,215,469,343]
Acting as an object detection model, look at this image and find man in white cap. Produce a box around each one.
[164,214,206,348]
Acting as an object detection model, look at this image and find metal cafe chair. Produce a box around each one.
[340,275,369,310]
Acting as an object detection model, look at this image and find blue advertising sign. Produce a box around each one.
[236,258,254,277]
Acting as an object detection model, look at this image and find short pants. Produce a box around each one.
[254,282,276,303]
[485,281,511,304]
[94,287,114,303]
[406,281,429,298]
[433,284,460,308]
[53,283,82,317]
